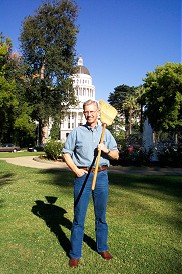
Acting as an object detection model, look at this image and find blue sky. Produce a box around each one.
[0,0,181,101]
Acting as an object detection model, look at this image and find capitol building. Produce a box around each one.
[58,56,95,142]
[60,57,95,142]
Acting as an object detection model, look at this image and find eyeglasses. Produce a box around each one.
[83,110,98,116]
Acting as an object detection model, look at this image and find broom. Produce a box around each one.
[92,100,117,190]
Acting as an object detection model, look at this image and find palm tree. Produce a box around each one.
[123,94,136,134]
[135,85,146,133]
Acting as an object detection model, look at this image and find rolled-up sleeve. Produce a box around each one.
[105,129,118,151]
[62,129,76,156]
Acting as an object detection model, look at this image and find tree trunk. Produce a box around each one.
[175,133,178,144]
[129,108,132,135]
[40,60,49,144]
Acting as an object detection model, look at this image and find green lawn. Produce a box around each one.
[0,151,44,158]
[0,159,181,274]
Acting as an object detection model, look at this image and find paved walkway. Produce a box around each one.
[1,156,182,175]
[0,156,69,170]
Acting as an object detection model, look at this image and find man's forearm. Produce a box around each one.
[63,153,88,177]
[107,150,119,160]
[63,153,78,173]
[98,143,119,160]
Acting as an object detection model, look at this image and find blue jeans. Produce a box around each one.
[69,169,109,259]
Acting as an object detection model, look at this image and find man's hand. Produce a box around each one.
[97,143,109,154]
[63,153,88,177]
[97,143,119,160]
[75,168,88,177]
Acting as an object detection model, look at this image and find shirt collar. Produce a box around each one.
[85,123,99,131]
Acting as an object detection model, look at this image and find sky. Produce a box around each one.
[0,0,181,102]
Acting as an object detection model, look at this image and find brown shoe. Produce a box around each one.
[69,258,80,268]
[99,251,113,261]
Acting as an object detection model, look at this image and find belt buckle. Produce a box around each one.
[97,166,102,172]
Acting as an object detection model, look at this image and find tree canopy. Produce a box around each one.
[19,0,79,143]
[108,84,141,135]
[0,34,36,144]
[143,62,182,132]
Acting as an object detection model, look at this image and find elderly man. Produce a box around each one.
[62,99,119,268]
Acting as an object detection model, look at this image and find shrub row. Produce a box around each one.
[43,140,182,167]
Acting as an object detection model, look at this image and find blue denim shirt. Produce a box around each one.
[62,124,118,167]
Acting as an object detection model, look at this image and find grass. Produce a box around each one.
[0,151,44,158]
[0,158,181,274]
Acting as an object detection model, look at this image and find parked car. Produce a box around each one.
[0,143,21,152]
[28,144,45,152]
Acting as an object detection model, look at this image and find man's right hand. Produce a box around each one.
[75,168,88,177]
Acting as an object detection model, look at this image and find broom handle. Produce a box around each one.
[92,123,107,190]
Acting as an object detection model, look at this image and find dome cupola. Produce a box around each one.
[75,56,90,75]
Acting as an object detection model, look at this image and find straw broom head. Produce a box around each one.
[99,100,118,126]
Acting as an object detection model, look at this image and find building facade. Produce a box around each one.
[60,56,95,142]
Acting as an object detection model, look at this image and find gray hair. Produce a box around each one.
[83,99,99,110]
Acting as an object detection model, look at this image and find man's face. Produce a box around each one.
[83,103,100,126]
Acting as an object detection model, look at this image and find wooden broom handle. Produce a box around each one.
[92,123,107,190]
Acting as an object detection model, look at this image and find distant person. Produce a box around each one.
[62,99,119,268]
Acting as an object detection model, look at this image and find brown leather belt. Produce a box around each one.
[78,165,108,172]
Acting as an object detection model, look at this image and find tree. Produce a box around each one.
[0,34,36,145]
[143,62,182,134]
[50,121,60,140]
[0,35,18,142]
[108,84,140,136]
[122,92,138,135]
[135,85,146,133]
[19,0,79,143]
[107,115,125,146]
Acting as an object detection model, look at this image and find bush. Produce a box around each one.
[157,145,182,167]
[110,144,153,166]
[44,140,64,160]
[122,146,153,166]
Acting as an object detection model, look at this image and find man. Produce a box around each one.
[62,99,119,268]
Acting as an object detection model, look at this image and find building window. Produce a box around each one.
[78,113,82,119]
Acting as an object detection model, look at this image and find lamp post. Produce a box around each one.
[35,120,39,145]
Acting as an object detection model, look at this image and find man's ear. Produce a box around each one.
[97,109,101,118]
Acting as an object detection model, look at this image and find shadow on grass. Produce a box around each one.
[108,173,182,232]
[31,196,96,257]
[39,169,75,187]
[38,168,182,199]
[0,173,15,186]
[36,169,182,235]
[109,173,182,199]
